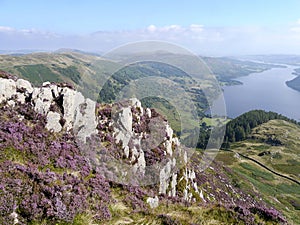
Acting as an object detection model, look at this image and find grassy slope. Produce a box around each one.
[0,52,120,101]
[216,119,300,224]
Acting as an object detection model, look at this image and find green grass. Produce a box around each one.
[201,117,230,127]
[215,152,237,165]
[216,151,300,224]
[14,64,62,85]
[0,147,27,164]
[239,162,275,181]
[273,164,300,176]
[252,144,271,151]
[52,65,81,84]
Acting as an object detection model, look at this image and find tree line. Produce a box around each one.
[224,110,298,143]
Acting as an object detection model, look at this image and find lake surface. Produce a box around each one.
[222,66,300,121]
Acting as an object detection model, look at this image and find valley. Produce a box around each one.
[0,51,300,224]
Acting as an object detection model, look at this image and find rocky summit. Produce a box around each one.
[0,74,287,224]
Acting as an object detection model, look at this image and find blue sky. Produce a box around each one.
[1,0,300,55]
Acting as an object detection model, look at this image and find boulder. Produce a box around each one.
[62,88,85,130]
[32,87,53,114]
[170,173,177,197]
[46,111,62,132]
[146,196,159,208]
[146,108,152,118]
[16,93,26,104]
[118,107,133,132]
[73,98,97,143]
[0,78,16,102]
[113,106,133,148]
[159,160,172,194]
[16,79,33,93]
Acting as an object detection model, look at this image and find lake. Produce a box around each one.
[222,66,300,121]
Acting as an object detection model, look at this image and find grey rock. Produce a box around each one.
[73,98,97,143]
[146,108,151,118]
[42,81,51,87]
[129,98,142,108]
[164,140,173,156]
[46,111,62,132]
[32,87,53,114]
[170,173,177,197]
[146,196,159,208]
[16,79,33,93]
[16,93,26,104]
[118,107,133,133]
[0,78,16,102]
[165,124,173,140]
[113,106,133,148]
[61,88,85,130]
[159,160,172,194]
[132,149,146,174]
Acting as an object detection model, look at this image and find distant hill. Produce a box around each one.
[202,56,282,84]
[223,110,298,143]
[233,54,300,66]
[286,68,300,92]
[0,51,120,100]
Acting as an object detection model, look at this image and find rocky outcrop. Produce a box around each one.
[0,78,97,143]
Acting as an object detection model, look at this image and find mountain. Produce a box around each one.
[0,74,289,224]
[202,56,284,84]
[286,68,300,92]
[232,55,300,66]
[0,51,121,101]
[0,50,280,135]
[0,51,282,98]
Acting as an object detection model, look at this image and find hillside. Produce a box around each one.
[286,71,300,92]
[0,51,281,98]
[233,55,300,66]
[202,56,283,85]
[0,51,121,101]
[232,119,300,181]
[0,51,280,136]
[217,119,300,224]
[0,75,289,224]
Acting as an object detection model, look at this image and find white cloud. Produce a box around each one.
[161,24,182,32]
[0,26,15,32]
[291,27,300,32]
[1,24,300,55]
[147,25,157,32]
[189,24,204,33]
[290,19,300,32]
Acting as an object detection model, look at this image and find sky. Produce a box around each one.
[1,0,300,55]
